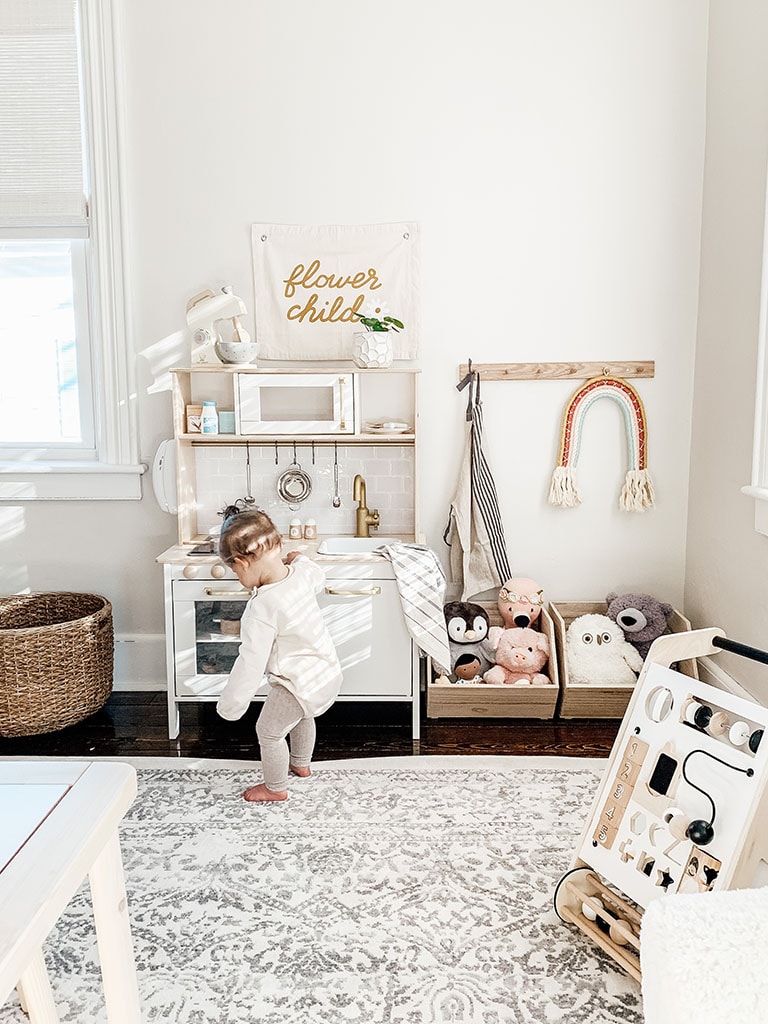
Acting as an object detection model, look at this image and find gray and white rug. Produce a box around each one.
[1,757,642,1023]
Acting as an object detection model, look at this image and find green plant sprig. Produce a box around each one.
[353,314,404,333]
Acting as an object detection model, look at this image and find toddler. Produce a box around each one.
[216,508,342,802]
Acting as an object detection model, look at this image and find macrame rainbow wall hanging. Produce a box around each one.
[548,376,655,512]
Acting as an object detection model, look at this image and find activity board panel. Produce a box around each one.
[577,663,768,911]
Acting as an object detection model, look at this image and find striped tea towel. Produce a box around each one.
[444,371,511,599]
[376,542,451,674]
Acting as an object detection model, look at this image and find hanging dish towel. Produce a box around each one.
[376,541,451,675]
[443,372,512,600]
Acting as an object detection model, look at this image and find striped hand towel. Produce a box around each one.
[444,370,511,600]
[376,542,451,673]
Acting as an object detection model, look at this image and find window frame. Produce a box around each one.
[742,165,768,535]
[0,0,144,500]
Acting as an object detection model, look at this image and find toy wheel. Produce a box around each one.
[553,866,597,922]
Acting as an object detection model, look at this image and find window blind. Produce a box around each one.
[0,0,88,232]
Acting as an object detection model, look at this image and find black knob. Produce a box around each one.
[686,819,715,846]
[693,705,713,730]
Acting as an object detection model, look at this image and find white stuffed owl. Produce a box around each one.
[565,613,645,686]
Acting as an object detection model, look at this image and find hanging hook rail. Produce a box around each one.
[457,360,655,383]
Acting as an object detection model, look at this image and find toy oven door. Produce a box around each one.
[171,578,264,698]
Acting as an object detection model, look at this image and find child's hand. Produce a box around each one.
[284,550,302,565]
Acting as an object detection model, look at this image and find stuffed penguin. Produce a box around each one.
[443,601,495,683]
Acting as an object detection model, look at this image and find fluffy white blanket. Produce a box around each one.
[641,887,768,1023]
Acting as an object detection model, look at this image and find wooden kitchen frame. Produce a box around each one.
[158,363,423,740]
[169,365,421,544]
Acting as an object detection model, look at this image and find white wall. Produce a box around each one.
[685,0,768,701]
[0,1,709,685]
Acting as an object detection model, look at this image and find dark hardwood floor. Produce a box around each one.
[0,691,621,760]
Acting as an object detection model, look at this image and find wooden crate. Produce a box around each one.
[426,602,560,719]
[549,601,698,719]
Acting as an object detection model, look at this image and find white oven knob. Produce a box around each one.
[182,564,198,579]
[211,562,227,579]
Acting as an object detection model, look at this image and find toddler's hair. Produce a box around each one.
[218,508,281,564]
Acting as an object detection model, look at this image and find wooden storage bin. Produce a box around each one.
[549,600,698,719]
[426,601,560,719]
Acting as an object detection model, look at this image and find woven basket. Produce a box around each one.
[0,592,114,738]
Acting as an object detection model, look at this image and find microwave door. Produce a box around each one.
[236,374,355,434]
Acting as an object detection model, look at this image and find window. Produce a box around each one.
[0,0,143,499]
[0,240,94,455]
[743,167,768,535]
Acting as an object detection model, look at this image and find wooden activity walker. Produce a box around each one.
[554,628,768,980]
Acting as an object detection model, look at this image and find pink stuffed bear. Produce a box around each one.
[497,577,545,630]
[483,627,551,686]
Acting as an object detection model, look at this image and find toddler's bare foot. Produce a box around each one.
[242,783,287,802]
[290,765,311,778]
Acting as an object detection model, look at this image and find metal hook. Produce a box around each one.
[311,440,315,465]
[457,357,475,392]
[293,440,297,464]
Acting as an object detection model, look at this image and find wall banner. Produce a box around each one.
[251,222,420,361]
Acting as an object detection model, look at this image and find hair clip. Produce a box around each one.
[219,502,244,523]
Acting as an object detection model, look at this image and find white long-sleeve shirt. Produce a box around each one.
[216,556,342,721]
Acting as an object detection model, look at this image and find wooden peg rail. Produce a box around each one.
[457,361,655,383]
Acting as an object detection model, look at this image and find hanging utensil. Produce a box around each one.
[244,441,255,506]
[332,442,341,508]
[276,442,312,507]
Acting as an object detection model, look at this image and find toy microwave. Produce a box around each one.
[235,373,357,435]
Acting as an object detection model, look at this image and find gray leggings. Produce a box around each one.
[256,683,316,792]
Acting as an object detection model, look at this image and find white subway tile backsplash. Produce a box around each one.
[193,444,415,538]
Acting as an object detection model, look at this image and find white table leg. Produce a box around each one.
[18,948,60,1023]
[88,830,141,1023]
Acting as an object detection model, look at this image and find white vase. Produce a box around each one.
[352,331,393,369]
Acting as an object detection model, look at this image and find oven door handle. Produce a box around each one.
[204,588,251,598]
[324,586,382,597]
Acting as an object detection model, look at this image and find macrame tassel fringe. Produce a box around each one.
[620,469,656,512]
[548,466,582,508]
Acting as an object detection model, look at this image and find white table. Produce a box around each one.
[0,761,141,1023]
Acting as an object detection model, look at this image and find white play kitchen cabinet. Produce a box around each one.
[157,365,421,740]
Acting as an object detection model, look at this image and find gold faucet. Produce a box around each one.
[353,474,380,537]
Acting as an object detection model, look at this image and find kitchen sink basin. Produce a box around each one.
[316,536,400,554]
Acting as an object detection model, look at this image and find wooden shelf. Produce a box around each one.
[178,433,415,445]
[172,364,420,375]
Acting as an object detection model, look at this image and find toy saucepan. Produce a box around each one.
[276,446,312,506]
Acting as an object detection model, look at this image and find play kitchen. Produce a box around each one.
[156,363,421,740]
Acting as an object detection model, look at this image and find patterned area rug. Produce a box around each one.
[1,758,643,1023]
